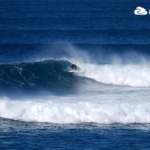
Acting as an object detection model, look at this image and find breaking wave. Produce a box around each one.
[0,58,150,92]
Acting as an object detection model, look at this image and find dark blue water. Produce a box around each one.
[1,119,150,150]
[0,0,150,149]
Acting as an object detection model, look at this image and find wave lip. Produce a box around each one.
[0,98,150,124]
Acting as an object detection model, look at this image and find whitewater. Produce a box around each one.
[74,60,150,87]
[0,88,150,124]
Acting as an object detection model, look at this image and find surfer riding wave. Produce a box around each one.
[69,63,80,72]
[70,64,77,70]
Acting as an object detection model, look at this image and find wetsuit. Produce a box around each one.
[71,64,77,70]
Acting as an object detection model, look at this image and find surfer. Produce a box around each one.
[70,64,77,70]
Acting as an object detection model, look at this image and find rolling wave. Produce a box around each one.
[0,58,150,92]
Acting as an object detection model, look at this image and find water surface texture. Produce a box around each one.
[0,0,150,149]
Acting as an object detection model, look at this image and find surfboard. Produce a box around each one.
[68,70,78,73]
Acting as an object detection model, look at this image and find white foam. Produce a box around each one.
[0,95,150,124]
[75,61,150,87]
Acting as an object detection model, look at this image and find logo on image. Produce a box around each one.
[134,6,148,15]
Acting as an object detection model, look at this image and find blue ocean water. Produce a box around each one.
[0,0,150,149]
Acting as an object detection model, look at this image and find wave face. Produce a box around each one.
[0,59,80,92]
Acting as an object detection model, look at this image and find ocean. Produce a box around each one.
[0,0,150,149]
